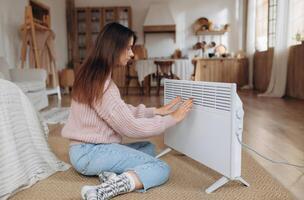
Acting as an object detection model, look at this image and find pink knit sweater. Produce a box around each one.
[61,79,177,144]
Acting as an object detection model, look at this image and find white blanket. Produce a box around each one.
[0,79,70,200]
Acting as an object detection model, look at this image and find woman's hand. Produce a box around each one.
[154,96,181,116]
[170,99,193,123]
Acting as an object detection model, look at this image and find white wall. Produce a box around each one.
[0,0,243,69]
[75,0,244,58]
[0,0,27,68]
[42,0,68,70]
[0,0,67,70]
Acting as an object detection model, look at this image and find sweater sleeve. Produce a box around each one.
[95,91,177,138]
[127,104,155,118]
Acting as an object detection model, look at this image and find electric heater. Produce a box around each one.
[157,79,249,193]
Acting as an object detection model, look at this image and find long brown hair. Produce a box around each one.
[72,23,137,107]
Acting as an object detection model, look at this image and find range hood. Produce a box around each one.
[143,4,176,43]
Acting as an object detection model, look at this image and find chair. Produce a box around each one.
[125,45,147,95]
[154,60,175,95]
[191,59,198,80]
[125,60,144,95]
[0,57,48,110]
[171,49,182,59]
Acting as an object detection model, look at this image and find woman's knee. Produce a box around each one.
[133,159,170,190]
[155,160,171,183]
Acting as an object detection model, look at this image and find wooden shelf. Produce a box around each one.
[196,30,227,35]
[143,25,176,43]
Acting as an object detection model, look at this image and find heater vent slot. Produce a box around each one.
[165,80,233,112]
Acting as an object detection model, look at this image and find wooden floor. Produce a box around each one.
[49,88,304,200]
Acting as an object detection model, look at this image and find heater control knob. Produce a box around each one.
[236,109,244,119]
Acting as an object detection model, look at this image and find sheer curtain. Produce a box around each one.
[259,0,290,97]
[245,0,256,88]
[288,0,304,45]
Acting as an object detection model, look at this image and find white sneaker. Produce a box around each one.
[82,172,118,200]
[81,186,98,200]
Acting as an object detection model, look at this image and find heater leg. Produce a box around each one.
[205,176,229,194]
[235,177,250,187]
[155,148,172,158]
[205,176,249,194]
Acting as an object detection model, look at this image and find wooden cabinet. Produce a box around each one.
[194,58,248,87]
[74,7,131,64]
[103,7,116,25]
[73,6,132,88]
[253,49,273,92]
[75,8,98,62]
[286,42,304,99]
[117,7,131,27]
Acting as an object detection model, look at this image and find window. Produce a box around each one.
[255,0,277,51]
[255,0,268,50]
[268,0,277,47]
[289,0,304,45]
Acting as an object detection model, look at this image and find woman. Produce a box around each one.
[62,22,193,200]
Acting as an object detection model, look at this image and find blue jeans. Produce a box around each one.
[69,141,170,191]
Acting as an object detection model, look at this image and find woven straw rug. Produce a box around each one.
[11,126,293,200]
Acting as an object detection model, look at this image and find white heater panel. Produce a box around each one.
[164,79,242,179]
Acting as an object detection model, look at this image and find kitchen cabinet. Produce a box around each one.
[194,58,248,87]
